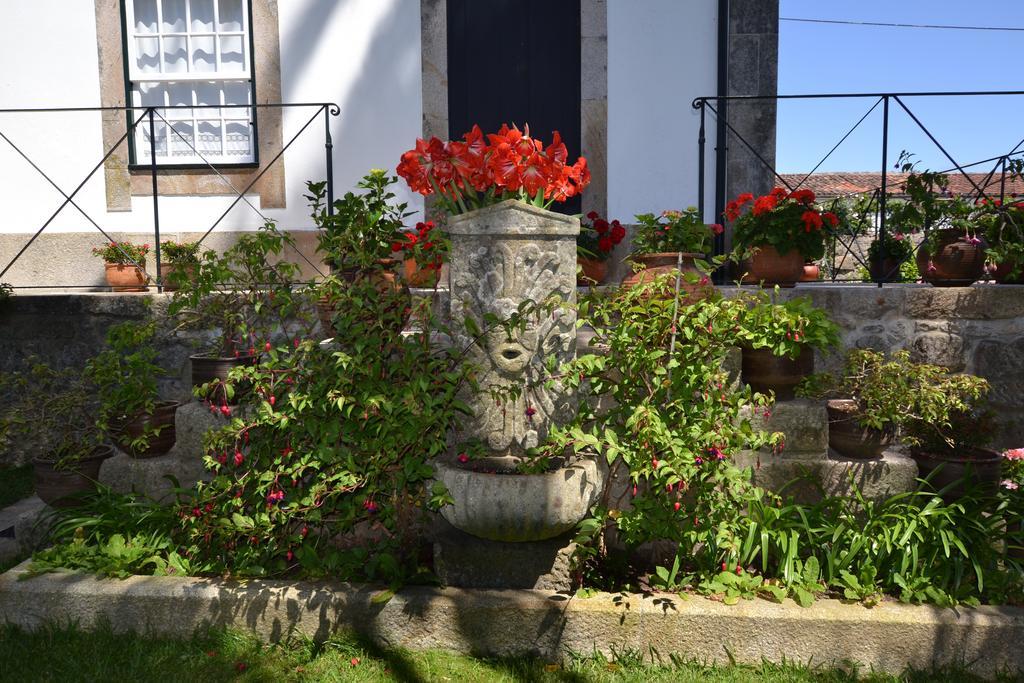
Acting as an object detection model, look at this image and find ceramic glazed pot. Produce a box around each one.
[916,229,987,286]
[911,447,1001,500]
[869,257,903,283]
[741,346,813,401]
[189,353,257,399]
[744,245,804,287]
[801,263,820,282]
[577,257,608,286]
[402,258,441,288]
[992,260,1024,284]
[620,252,712,301]
[116,400,180,459]
[826,399,892,460]
[104,263,147,292]
[33,444,113,508]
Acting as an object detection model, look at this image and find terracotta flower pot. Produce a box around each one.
[577,257,608,286]
[33,444,113,508]
[620,252,712,301]
[910,447,1001,500]
[104,263,147,292]
[744,245,804,288]
[869,257,903,283]
[741,346,813,401]
[826,399,892,460]
[993,259,1024,284]
[916,228,987,287]
[159,263,196,291]
[801,263,820,282]
[115,400,180,459]
[402,258,441,288]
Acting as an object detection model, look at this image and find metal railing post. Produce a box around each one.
[1000,155,1008,205]
[324,105,335,217]
[697,100,706,221]
[148,107,162,292]
[877,95,889,286]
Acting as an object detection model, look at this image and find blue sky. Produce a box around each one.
[776,0,1024,174]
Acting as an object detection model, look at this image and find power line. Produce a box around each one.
[781,17,1024,32]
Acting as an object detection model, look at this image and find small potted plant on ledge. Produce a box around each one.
[86,321,179,459]
[393,219,449,288]
[577,212,625,285]
[0,362,113,507]
[797,349,918,460]
[623,207,720,295]
[734,292,840,401]
[977,196,1024,284]
[866,231,914,283]
[92,241,149,292]
[727,188,838,287]
[159,240,201,292]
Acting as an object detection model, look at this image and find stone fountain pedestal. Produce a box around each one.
[432,200,603,591]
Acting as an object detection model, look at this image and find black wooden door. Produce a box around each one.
[447,0,582,214]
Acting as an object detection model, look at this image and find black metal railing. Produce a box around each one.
[692,90,1024,285]
[0,102,339,290]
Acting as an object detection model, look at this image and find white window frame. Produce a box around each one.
[122,0,258,167]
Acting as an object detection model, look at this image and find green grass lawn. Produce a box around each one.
[0,622,1010,683]
[0,463,33,509]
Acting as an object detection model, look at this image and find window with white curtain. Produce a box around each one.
[123,0,256,166]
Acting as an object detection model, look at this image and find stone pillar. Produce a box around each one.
[446,200,579,461]
[434,200,604,590]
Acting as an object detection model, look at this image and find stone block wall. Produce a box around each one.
[752,284,1024,449]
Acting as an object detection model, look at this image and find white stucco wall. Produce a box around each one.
[0,0,424,236]
[607,0,718,224]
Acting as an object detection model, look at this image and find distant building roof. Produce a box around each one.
[777,172,1024,199]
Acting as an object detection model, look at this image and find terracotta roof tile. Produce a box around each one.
[777,172,1024,199]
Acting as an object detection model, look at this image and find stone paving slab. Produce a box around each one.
[1,561,1022,677]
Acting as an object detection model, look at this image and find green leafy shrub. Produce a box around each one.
[91,241,149,266]
[733,291,840,359]
[632,207,721,255]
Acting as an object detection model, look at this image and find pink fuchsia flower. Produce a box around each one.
[525,406,537,418]
[1003,448,1024,460]
[1001,480,1019,490]
[893,232,905,241]
[458,453,469,464]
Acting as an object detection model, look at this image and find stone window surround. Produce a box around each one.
[420,0,608,219]
[94,0,285,211]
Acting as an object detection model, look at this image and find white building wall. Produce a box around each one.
[0,0,424,236]
[607,0,718,224]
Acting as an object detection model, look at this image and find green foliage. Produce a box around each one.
[867,231,914,263]
[0,463,33,508]
[733,291,841,360]
[0,361,105,466]
[632,207,720,255]
[91,240,149,265]
[160,240,200,264]
[976,196,1024,278]
[85,321,168,453]
[167,222,314,359]
[307,170,412,272]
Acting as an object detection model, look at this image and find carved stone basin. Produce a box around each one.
[434,458,606,542]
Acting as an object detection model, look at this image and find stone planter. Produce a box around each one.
[911,447,1001,500]
[33,445,113,508]
[115,400,180,459]
[434,457,605,542]
[741,346,813,401]
[744,245,804,287]
[826,399,891,460]
[917,229,987,287]
[103,263,147,292]
[577,257,607,286]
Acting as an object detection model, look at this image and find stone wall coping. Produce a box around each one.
[2,561,1024,676]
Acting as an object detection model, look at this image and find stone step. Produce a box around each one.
[741,398,829,457]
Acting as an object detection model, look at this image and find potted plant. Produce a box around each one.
[308,171,412,334]
[92,241,149,292]
[977,196,1024,284]
[623,207,720,294]
[734,292,840,401]
[576,212,625,285]
[863,230,912,282]
[0,362,112,507]
[159,240,201,292]
[167,223,313,402]
[86,321,178,459]
[727,188,838,287]
[392,219,448,288]
[898,365,997,499]
[797,349,925,460]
